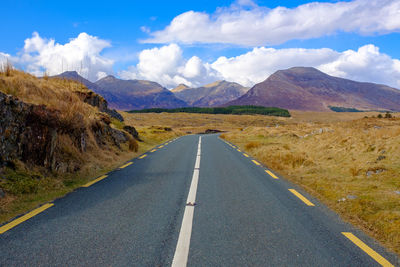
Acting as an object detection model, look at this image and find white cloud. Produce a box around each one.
[19,32,113,81]
[0,52,11,65]
[119,44,219,88]
[120,43,400,89]
[319,45,400,87]
[142,0,400,46]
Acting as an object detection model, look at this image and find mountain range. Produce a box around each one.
[228,67,400,111]
[54,67,400,112]
[171,81,248,107]
[54,71,187,110]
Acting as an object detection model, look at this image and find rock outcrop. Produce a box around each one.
[0,91,135,172]
[74,90,124,122]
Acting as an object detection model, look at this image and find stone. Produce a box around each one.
[346,195,357,200]
[0,188,5,198]
[376,155,386,161]
[74,90,124,122]
[123,125,141,141]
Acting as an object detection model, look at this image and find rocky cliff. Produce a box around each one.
[0,91,135,173]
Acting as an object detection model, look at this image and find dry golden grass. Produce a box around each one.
[121,111,285,135]
[0,69,96,125]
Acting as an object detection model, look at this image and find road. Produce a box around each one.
[0,134,398,266]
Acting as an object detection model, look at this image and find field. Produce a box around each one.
[124,110,400,255]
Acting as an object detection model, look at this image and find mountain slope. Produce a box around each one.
[95,76,188,110]
[54,72,188,110]
[227,67,400,111]
[171,84,190,93]
[172,81,249,107]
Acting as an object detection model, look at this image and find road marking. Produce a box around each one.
[237,149,242,152]
[150,149,157,153]
[82,175,108,187]
[288,189,315,206]
[159,145,164,148]
[342,232,394,267]
[252,160,261,166]
[119,162,133,169]
[139,154,147,159]
[243,153,249,157]
[265,170,279,179]
[0,203,54,234]
[172,136,201,267]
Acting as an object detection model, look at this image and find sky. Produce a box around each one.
[1,0,400,89]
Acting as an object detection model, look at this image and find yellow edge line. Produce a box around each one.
[265,170,279,179]
[0,203,54,234]
[288,189,315,206]
[82,175,108,188]
[120,162,133,169]
[243,153,249,157]
[139,154,147,159]
[150,149,157,153]
[159,145,164,148]
[237,149,242,152]
[342,232,394,267]
[252,160,261,166]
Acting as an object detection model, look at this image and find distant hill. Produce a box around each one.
[54,71,188,110]
[227,67,400,111]
[172,80,249,107]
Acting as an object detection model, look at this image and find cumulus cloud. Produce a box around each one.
[0,52,11,65]
[120,43,400,89]
[142,0,400,46]
[19,32,113,81]
[119,44,219,88]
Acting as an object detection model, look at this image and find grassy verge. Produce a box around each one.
[0,126,181,224]
[220,117,400,255]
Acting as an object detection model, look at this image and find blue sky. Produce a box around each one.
[1,0,400,88]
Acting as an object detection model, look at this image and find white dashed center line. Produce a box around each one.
[172,136,202,267]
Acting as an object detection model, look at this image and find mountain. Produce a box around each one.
[54,72,188,110]
[95,76,188,110]
[227,67,400,111]
[172,80,249,107]
[53,71,117,105]
[171,84,190,93]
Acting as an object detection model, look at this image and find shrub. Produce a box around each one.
[128,138,138,152]
[245,141,261,150]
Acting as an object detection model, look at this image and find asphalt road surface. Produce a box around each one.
[0,134,398,266]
